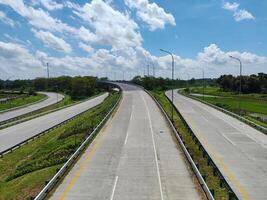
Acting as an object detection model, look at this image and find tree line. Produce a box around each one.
[0,76,101,100]
[217,73,267,93]
[131,76,216,91]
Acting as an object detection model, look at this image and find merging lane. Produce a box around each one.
[50,83,202,200]
[166,90,267,200]
[0,93,108,153]
[0,92,64,123]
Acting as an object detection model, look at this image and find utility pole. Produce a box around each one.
[160,49,175,122]
[147,64,150,76]
[229,56,242,115]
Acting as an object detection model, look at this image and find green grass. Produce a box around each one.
[195,96,267,116]
[0,91,120,200]
[190,86,267,99]
[188,86,267,128]
[151,90,229,200]
[0,94,46,112]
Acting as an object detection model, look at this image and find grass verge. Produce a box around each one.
[187,87,267,129]
[0,94,46,112]
[151,90,229,200]
[0,91,120,200]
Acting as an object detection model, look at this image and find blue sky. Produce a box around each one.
[0,0,266,80]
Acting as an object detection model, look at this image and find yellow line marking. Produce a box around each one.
[59,96,123,200]
[187,115,250,200]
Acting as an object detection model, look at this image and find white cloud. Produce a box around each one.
[222,2,255,21]
[79,42,94,53]
[73,0,142,49]
[36,0,63,11]
[33,29,72,53]
[0,40,266,80]
[0,0,75,32]
[0,41,43,79]
[222,2,239,11]
[234,9,255,21]
[0,10,15,27]
[124,0,175,31]
[75,26,97,43]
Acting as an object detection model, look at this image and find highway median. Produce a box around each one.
[0,91,121,200]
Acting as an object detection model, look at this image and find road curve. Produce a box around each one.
[50,83,202,200]
[0,93,108,153]
[166,90,267,200]
[0,92,64,123]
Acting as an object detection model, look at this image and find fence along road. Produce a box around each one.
[50,83,202,200]
[0,92,64,123]
[0,93,108,153]
[166,90,267,200]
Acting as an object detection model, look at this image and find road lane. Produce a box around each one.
[0,93,108,153]
[166,90,267,200]
[50,83,201,200]
[0,92,64,123]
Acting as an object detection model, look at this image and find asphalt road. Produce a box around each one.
[0,92,64,123]
[50,83,202,200]
[0,93,108,153]
[166,90,267,200]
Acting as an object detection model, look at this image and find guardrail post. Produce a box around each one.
[213,167,217,176]
[210,189,215,197]
[220,178,224,188]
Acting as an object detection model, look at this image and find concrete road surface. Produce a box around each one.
[0,92,64,123]
[0,93,108,153]
[166,90,267,200]
[50,83,202,200]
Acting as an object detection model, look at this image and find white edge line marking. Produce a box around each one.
[124,105,134,145]
[110,176,118,200]
[140,92,164,200]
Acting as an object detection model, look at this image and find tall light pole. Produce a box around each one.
[229,55,242,115]
[160,48,175,122]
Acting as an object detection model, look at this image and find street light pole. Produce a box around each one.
[229,55,242,115]
[160,48,175,122]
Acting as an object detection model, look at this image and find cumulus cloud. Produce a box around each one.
[124,0,176,31]
[73,0,142,49]
[32,29,72,53]
[35,0,63,11]
[0,0,75,32]
[0,10,15,27]
[233,9,255,21]
[79,42,94,53]
[222,1,255,21]
[222,2,239,11]
[0,41,43,78]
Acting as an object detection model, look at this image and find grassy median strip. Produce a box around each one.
[0,91,120,200]
[151,90,228,200]
[0,93,46,112]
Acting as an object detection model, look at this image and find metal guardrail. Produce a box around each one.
[144,89,215,200]
[182,91,267,134]
[0,93,108,157]
[33,89,122,200]
[164,91,239,200]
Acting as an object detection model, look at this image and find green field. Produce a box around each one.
[0,94,46,112]
[188,86,267,128]
[151,91,229,199]
[0,91,120,200]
